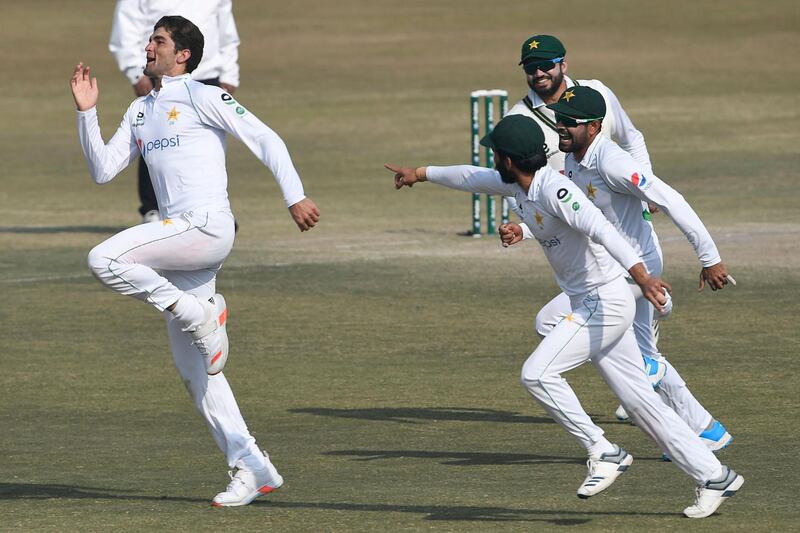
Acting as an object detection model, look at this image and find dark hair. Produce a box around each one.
[154,16,204,73]
[497,149,548,174]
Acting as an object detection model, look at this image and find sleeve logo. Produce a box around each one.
[631,172,648,188]
[557,187,573,203]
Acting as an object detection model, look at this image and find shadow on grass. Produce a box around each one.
[0,483,677,524]
[324,449,584,466]
[289,406,554,425]
[256,500,675,523]
[0,226,127,234]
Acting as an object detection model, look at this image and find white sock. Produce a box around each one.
[170,293,206,332]
[587,438,616,459]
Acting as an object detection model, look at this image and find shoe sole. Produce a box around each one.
[684,474,744,518]
[702,432,733,452]
[577,455,633,499]
[210,481,283,507]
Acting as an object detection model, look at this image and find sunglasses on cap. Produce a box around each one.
[522,57,564,75]
[554,112,602,128]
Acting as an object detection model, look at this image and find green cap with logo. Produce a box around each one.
[479,115,546,159]
[546,86,606,122]
[519,34,566,65]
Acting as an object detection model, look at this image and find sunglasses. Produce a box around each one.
[522,57,564,75]
[555,112,601,128]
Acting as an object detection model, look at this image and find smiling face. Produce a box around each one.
[555,119,601,159]
[525,60,567,101]
[143,27,191,78]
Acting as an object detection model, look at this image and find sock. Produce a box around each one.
[170,293,206,332]
[587,438,616,459]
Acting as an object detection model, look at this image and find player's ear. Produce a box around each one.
[560,59,568,75]
[176,48,191,66]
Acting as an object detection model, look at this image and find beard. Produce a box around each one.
[497,166,516,184]
[528,67,564,100]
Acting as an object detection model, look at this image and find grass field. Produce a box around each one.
[2,1,799,531]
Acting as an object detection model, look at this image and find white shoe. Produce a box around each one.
[211,455,284,507]
[141,210,160,223]
[577,446,633,499]
[683,466,744,518]
[614,405,629,421]
[190,294,228,375]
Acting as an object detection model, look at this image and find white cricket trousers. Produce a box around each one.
[535,284,713,435]
[520,275,721,483]
[87,211,267,471]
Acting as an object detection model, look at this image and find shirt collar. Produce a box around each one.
[577,134,605,169]
[161,74,191,86]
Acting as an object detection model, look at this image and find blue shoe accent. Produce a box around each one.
[643,356,666,388]
[699,420,734,451]
[699,420,726,441]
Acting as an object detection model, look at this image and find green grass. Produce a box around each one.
[2,0,799,531]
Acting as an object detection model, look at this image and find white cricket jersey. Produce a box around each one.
[109,0,240,86]
[426,165,641,296]
[77,74,305,219]
[564,135,721,267]
[507,76,652,173]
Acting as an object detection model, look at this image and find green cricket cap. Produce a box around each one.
[546,86,607,122]
[519,34,566,65]
[479,115,546,160]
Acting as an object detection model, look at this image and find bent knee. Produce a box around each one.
[535,310,556,338]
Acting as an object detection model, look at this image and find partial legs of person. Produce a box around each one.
[535,288,732,451]
[521,276,742,516]
[165,269,283,507]
[626,284,733,451]
[86,210,280,505]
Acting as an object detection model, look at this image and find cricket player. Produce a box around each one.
[508,34,730,441]
[386,115,743,518]
[71,16,319,506]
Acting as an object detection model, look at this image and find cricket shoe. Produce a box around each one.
[211,454,284,507]
[683,466,744,518]
[699,420,734,451]
[191,294,229,375]
[663,420,733,461]
[577,446,633,499]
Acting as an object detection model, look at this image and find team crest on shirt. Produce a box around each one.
[534,211,544,228]
[166,106,180,124]
[586,182,597,199]
[134,111,145,127]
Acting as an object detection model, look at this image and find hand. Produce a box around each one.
[499,223,523,247]
[385,163,425,189]
[220,82,237,95]
[132,76,153,96]
[70,63,99,111]
[288,197,320,231]
[628,263,672,313]
[647,202,660,215]
[699,262,736,292]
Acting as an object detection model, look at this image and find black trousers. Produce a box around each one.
[138,77,221,215]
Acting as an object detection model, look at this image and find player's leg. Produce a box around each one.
[630,285,730,447]
[592,324,743,516]
[137,156,160,223]
[87,211,235,373]
[165,269,283,507]
[534,292,570,337]
[521,279,635,498]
